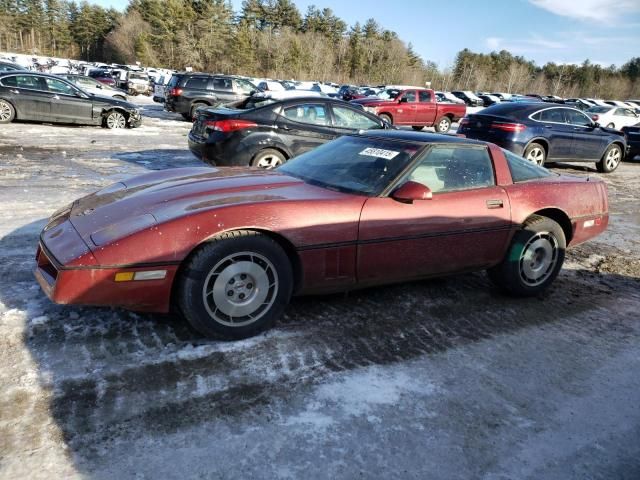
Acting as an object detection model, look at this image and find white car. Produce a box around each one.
[586,105,640,130]
[258,80,285,92]
[60,74,128,101]
[310,83,338,95]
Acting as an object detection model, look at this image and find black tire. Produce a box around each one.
[435,116,451,133]
[487,215,566,297]
[189,102,206,121]
[103,110,127,129]
[523,142,546,166]
[379,113,392,126]
[0,99,16,123]
[596,143,622,173]
[251,148,286,169]
[177,231,293,339]
[181,113,191,121]
[412,126,424,131]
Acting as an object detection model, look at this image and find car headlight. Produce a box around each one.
[364,106,377,114]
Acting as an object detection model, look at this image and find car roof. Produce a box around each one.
[358,130,488,146]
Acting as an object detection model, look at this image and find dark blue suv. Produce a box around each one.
[457,102,626,173]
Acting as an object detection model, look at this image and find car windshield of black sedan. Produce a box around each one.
[277,136,420,196]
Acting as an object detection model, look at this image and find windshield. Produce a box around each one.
[129,73,148,80]
[277,136,421,196]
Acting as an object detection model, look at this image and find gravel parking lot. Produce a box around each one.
[1,98,639,479]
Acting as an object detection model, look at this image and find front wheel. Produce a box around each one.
[524,142,546,166]
[103,110,126,129]
[596,144,622,173]
[435,116,451,133]
[252,148,286,169]
[0,99,15,123]
[177,231,293,339]
[379,113,392,126]
[487,215,566,296]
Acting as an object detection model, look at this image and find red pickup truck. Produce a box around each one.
[351,88,466,133]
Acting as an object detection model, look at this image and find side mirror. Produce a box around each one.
[391,181,433,203]
[399,97,408,103]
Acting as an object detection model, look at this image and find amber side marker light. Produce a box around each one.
[114,270,167,282]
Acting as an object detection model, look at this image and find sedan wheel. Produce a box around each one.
[252,148,286,169]
[487,215,566,296]
[524,143,546,166]
[0,99,15,123]
[177,231,293,338]
[596,144,622,173]
[104,111,126,129]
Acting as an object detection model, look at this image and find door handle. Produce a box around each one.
[9,89,19,94]
[486,199,504,209]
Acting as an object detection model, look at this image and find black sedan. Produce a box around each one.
[457,103,626,173]
[0,72,141,128]
[188,96,389,168]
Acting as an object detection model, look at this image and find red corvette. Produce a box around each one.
[35,131,608,338]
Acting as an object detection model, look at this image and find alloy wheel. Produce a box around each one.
[202,251,279,327]
[605,147,621,171]
[518,232,559,287]
[438,118,450,132]
[0,101,11,121]
[526,147,545,165]
[256,153,283,169]
[106,112,126,129]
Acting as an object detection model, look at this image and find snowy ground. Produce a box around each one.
[1,97,640,479]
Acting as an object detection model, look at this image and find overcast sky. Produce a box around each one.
[89,0,640,68]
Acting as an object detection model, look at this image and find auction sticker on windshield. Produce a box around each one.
[358,148,400,160]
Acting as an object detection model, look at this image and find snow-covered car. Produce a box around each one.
[60,74,128,101]
[257,80,285,92]
[586,106,639,130]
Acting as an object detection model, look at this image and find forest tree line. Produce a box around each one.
[1,0,639,98]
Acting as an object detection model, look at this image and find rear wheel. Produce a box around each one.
[487,215,566,296]
[524,142,546,166]
[177,231,293,339]
[379,113,392,126]
[190,102,206,121]
[412,126,424,131]
[0,99,15,123]
[435,116,452,133]
[251,148,286,169]
[103,110,126,129]
[596,144,622,173]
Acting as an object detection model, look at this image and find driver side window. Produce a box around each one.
[45,78,76,95]
[408,146,494,193]
[565,109,592,126]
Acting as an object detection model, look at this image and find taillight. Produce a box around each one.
[169,87,183,96]
[591,114,599,121]
[491,122,526,132]
[203,119,258,132]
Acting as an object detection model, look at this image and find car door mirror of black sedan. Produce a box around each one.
[391,181,433,203]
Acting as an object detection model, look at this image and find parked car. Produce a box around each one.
[88,70,116,87]
[621,123,640,160]
[478,94,500,106]
[310,83,339,96]
[188,96,389,167]
[257,80,285,92]
[565,98,594,111]
[59,74,128,101]
[457,102,625,172]
[164,73,261,120]
[0,60,22,72]
[350,88,466,133]
[123,71,151,96]
[451,91,484,107]
[35,130,609,339]
[585,105,639,130]
[0,72,141,128]
[436,91,465,104]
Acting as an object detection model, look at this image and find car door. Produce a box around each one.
[415,90,437,124]
[44,77,94,124]
[276,102,336,156]
[329,104,384,133]
[532,107,574,159]
[211,76,239,103]
[394,90,418,125]
[1,74,52,120]
[358,145,512,283]
[564,108,607,160]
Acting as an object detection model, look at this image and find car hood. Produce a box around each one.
[67,167,344,246]
[350,97,394,106]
